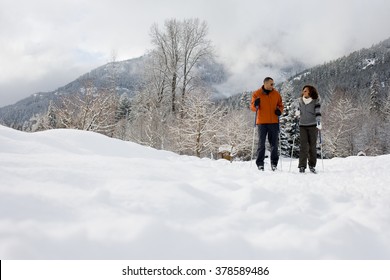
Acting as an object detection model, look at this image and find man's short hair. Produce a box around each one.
[263,77,274,84]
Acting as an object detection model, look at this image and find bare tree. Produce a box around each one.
[169,91,223,157]
[179,19,213,114]
[48,79,118,136]
[143,51,170,106]
[150,19,181,113]
[127,52,178,149]
[217,109,253,160]
[127,86,173,149]
[324,93,359,157]
[149,18,213,114]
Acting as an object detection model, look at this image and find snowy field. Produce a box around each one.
[1,124,390,259]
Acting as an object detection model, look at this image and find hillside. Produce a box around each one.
[0,56,227,130]
[287,37,390,102]
[1,124,390,259]
[219,37,390,110]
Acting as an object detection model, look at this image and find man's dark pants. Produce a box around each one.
[256,123,279,168]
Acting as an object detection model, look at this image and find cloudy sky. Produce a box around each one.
[1,0,390,107]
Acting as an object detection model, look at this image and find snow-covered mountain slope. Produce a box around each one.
[1,125,389,259]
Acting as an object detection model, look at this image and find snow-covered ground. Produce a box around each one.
[1,125,390,259]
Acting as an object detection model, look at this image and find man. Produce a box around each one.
[250,77,284,171]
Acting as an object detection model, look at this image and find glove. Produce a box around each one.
[295,110,300,117]
[316,121,322,130]
[275,108,281,116]
[254,98,260,108]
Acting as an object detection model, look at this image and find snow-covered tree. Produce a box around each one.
[113,94,132,140]
[126,53,177,149]
[179,19,213,113]
[49,80,118,136]
[169,91,224,157]
[279,80,300,157]
[370,72,381,114]
[35,101,57,131]
[383,89,390,118]
[115,94,131,121]
[217,109,252,161]
[149,18,213,114]
[324,94,359,157]
[126,88,169,149]
[382,89,390,153]
[365,72,387,155]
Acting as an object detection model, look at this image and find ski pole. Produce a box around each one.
[250,107,258,167]
[289,137,295,172]
[289,118,298,172]
[318,129,324,172]
[278,116,282,171]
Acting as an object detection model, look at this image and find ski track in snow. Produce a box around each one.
[1,125,390,259]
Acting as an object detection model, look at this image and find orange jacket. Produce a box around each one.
[250,87,284,124]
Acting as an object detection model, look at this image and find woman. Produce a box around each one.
[296,85,321,173]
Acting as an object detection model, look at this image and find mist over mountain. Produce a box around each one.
[288,37,390,102]
[221,37,390,110]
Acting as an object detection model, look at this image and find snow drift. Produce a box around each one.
[0,125,389,259]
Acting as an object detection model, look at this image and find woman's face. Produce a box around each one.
[302,87,311,98]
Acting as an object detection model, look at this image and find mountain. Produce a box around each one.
[287,37,390,103]
[0,55,228,130]
[222,37,390,110]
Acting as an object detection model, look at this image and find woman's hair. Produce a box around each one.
[302,85,319,99]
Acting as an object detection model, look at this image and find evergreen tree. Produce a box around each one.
[35,101,57,131]
[113,94,132,140]
[383,89,390,153]
[116,94,131,121]
[383,88,390,123]
[367,72,387,155]
[279,81,299,157]
[369,72,381,114]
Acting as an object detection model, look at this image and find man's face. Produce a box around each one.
[264,79,274,91]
